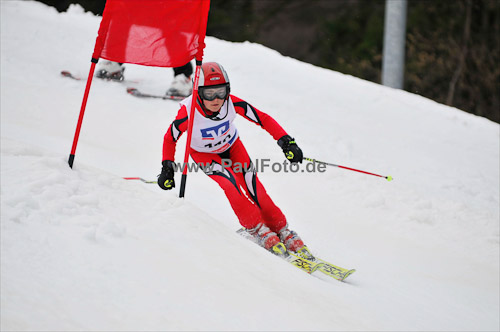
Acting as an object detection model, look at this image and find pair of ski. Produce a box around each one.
[60,70,184,101]
[237,229,355,282]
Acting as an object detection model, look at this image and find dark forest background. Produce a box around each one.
[37,0,499,123]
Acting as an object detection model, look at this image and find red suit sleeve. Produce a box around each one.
[230,95,287,140]
[162,105,188,162]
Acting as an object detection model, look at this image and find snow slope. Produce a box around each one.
[1,1,499,331]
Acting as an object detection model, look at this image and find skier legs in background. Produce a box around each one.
[95,60,125,81]
[95,60,193,98]
[166,62,193,97]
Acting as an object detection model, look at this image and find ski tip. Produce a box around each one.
[60,70,82,80]
[341,269,356,281]
[60,70,76,78]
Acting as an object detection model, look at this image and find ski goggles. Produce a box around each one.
[199,84,229,101]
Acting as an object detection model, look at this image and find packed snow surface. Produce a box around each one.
[1,1,499,331]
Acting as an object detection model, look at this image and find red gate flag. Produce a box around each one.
[69,0,210,169]
[92,0,210,67]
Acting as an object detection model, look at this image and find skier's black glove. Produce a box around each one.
[158,160,175,190]
[277,135,303,164]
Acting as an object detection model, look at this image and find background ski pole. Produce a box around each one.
[123,177,156,184]
[303,157,393,181]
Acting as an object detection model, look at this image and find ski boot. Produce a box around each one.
[95,60,125,81]
[166,73,192,97]
[248,223,281,250]
[278,224,315,260]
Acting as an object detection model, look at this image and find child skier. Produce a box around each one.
[158,62,306,255]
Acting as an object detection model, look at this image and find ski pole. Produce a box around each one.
[303,157,393,181]
[123,177,156,184]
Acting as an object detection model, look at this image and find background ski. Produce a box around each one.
[60,70,138,83]
[126,87,185,101]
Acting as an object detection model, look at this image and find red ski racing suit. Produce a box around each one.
[162,95,289,232]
